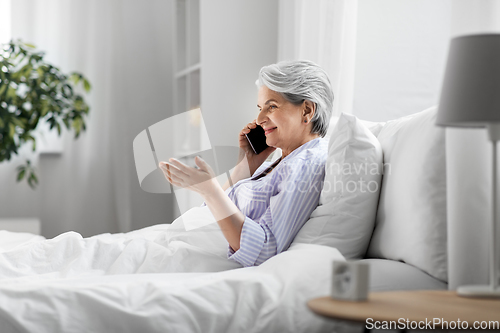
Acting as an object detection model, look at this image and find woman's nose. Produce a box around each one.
[256,111,266,126]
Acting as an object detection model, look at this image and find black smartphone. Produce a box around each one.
[245,126,269,154]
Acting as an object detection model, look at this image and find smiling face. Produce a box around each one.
[256,85,318,157]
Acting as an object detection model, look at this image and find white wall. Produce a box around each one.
[353,0,451,122]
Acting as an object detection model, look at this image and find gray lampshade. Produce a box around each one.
[437,34,500,127]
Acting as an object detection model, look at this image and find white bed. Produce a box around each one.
[0,207,346,333]
[0,108,451,332]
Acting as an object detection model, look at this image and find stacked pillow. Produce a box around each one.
[293,113,383,259]
[294,107,447,283]
[366,106,447,282]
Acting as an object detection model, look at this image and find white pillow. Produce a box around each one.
[360,119,386,137]
[366,106,447,282]
[293,113,383,259]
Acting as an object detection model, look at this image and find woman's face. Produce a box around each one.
[256,85,316,156]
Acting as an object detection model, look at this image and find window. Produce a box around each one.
[0,0,11,45]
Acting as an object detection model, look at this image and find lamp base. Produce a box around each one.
[457,285,500,298]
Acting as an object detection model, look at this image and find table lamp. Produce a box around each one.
[437,34,500,297]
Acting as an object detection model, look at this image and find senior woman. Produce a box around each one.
[160,60,334,267]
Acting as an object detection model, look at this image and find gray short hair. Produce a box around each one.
[257,60,334,137]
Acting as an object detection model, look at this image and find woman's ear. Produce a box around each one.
[302,100,316,120]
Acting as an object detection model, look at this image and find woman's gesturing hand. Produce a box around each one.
[239,120,276,176]
[159,156,219,197]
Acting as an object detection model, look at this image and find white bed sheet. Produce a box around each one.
[0,207,346,333]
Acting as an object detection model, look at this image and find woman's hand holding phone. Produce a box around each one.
[238,120,276,176]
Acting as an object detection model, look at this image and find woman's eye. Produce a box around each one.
[269,105,277,110]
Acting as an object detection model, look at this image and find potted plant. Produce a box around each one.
[0,40,91,188]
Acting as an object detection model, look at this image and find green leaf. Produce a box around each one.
[30,172,38,184]
[6,86,16,99]
[17,168,26,181]
[72,117,81,131]
[29,114,39,127]
[11,117,27,129]
[8,123,15,138]
[40,103,49,117]
[23,164,38,189]
[69,73,80,85]
[27,135,36,151]
[20,64,32,77]
[83,78,91,93]
[74,99,83,111]
[47,116,56,129]
[23,43,36,49]
[27,175,34,189]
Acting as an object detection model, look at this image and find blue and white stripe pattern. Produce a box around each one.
[226,138,328,267]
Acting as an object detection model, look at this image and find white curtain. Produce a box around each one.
[0,0,175,238]
[277,0,358,119]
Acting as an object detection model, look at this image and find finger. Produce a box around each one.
[169,178,183,188]
[241,122,257,134]
[160,166,176,184]
[194,156,210,171]
[160,168,174,185]
[159,161,169,170]
[165,161,187,175]
[159,164,169,177]
[168,158,191,174]
[159,163,173,181]
[168,170,185,184]
[160,161,171,172]
[159,163,172,179]
[166,162,189,178]
[164,165,185,185]
[241,128,251,135]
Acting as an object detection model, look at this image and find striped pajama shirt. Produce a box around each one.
[225,137,328,267]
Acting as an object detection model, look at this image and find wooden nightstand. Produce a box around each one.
[308,290,500,330]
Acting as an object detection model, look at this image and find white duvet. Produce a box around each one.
[0,207,347,333]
